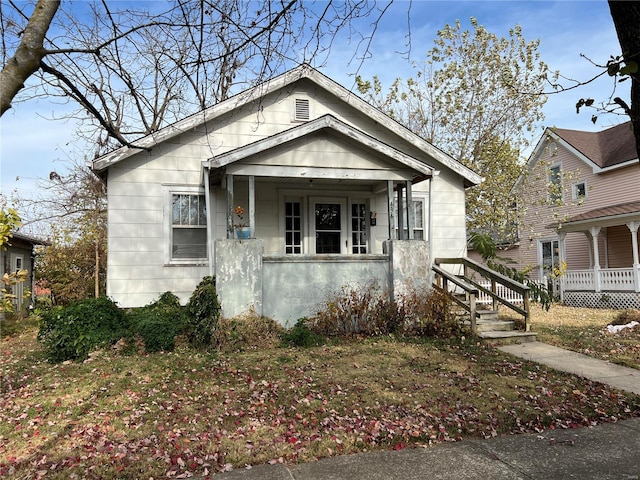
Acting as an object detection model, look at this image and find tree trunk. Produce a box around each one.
[608,1,640,161]
[0,0,60,116]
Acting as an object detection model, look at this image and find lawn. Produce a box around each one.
[2,315,639,479]
[528,304,640,370]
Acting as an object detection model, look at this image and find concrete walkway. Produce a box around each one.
[208,342,640,479]
[499,341,640,395]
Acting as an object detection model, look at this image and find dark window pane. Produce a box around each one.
[315,204,340,230]
[316,232,340,253]
[172,228,207,259]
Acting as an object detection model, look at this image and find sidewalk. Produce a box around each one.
[499,341,640,395]
[210,342,640,479]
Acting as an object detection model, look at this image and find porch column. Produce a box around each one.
[204,167,214,277]
[590,226,602,292]
[627,221,640,292]
[226,174,234,239]
[387,180,396,240]
[396,184,405,239]
[558,232,566,302]
[249,175,255,237]
[406,181,414,240]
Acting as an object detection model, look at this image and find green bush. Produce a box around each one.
[186,276,221,348]
[38,296,127,362]
[281,318,325,347]
[128,292,185,353]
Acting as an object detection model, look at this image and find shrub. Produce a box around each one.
[310,283,402,336]
[211,311,284,352]
[402,288,467,338]
[186,276,221,348]
[128,292,185,353]
[38,296,127,362]
[309,283,464,339]
[281,318,325,347]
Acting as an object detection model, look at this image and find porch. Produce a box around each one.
[554,201,640,309]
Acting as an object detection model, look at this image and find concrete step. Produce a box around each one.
[478,330,538,345]
[473,319,516,332]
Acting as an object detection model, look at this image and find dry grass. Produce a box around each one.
[2,324,639,479]
[523,304,640,370]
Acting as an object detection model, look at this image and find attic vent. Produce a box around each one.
[294,98,311,121]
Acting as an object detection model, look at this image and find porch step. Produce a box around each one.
[478,330,538,345]
[471,319,515,332]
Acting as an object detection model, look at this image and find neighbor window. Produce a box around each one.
[572,181,586,201]
[171,193,207,260]
[548,164,562,204]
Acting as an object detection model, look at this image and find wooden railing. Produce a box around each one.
[433,257,532,333]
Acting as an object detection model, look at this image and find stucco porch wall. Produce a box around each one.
[262,254,390,327]
[215,239,431,327]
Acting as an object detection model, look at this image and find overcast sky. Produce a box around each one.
[0,0,627,205]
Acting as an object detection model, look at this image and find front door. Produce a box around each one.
[311,199,348,254]
[540,239,559,295]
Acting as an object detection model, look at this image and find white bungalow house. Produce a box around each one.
[92,65,481,325]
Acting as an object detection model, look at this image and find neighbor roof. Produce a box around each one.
[553,122,637,169]
[92,64,481,187]
[549,200,640,232]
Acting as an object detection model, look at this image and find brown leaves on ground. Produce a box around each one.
[1,327,639,479]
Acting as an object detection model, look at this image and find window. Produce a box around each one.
[351,203,368,254]
[171,193,207,261]
[572,181,586,201]
[548,164,562,204]
[285,201,302,254]
[394,198,426,240]
[540,239,559,275]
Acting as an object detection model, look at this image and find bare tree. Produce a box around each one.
[1,0,396,154]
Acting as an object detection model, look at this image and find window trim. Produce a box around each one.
[394,196,427,240]
[572,180,587,201]
[547,162,563,205]
[163,185,208,266]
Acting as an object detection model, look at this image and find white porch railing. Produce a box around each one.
[477,281,524,305]
[564,268,636,292]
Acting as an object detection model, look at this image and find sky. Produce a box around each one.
[0,0,628,213]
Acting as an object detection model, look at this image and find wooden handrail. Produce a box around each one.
[432,264,478,333]
[433,257,531,332]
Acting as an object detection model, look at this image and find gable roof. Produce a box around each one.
[92,64,481,187]
[512,121,637,193]
[553,121,637,169]
[204,114,434,178]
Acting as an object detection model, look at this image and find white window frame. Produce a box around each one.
[163,185,208,265]
[572,180,587,201]
[394,196,427,240]
[548,162,562,204]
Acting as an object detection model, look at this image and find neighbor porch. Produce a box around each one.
[555,201,640,309]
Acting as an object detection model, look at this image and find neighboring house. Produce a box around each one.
[92,65,481,325]
[0,232,48,311]
[479,122,640,309]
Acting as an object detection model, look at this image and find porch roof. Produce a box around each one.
[551,200,640,232]
[202,114,435,180]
